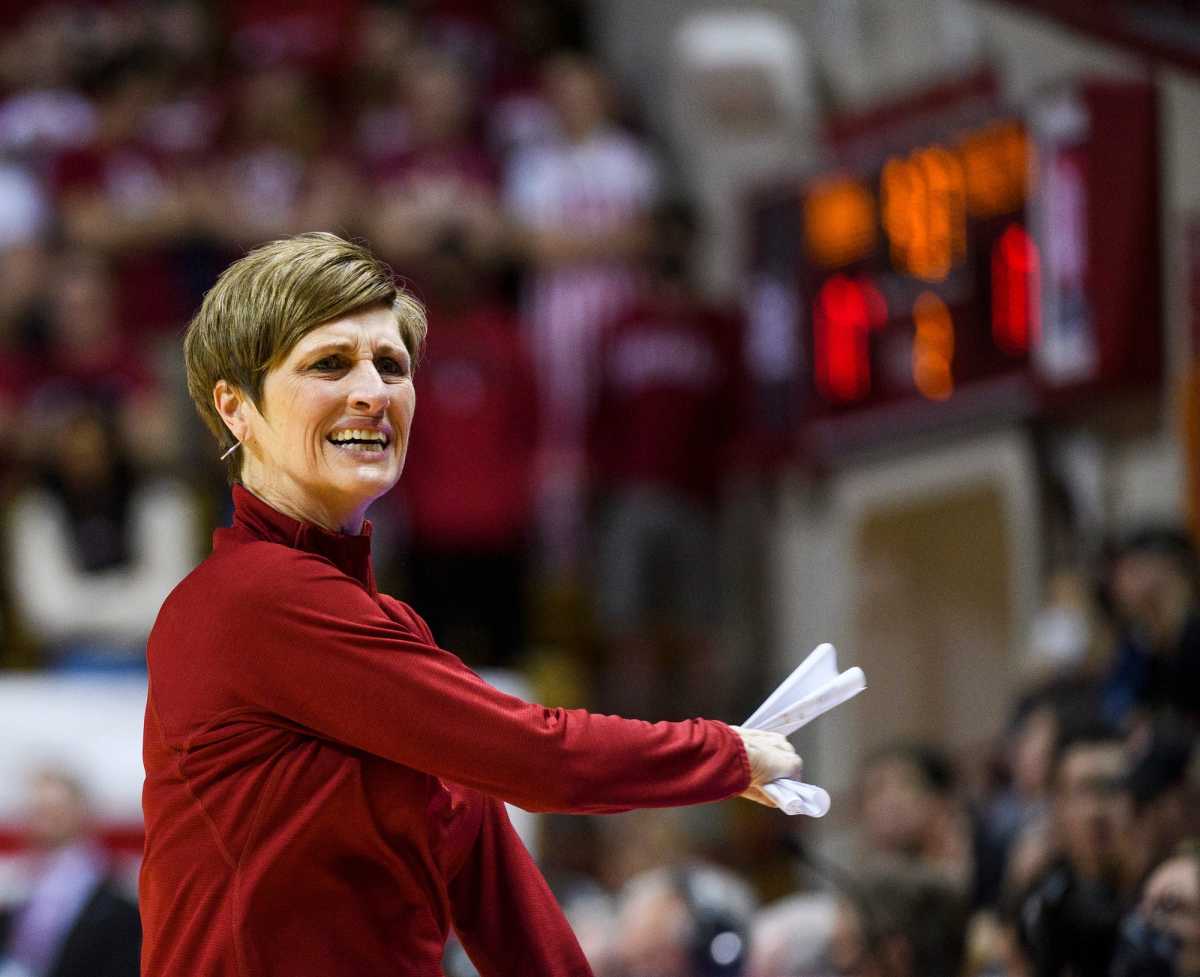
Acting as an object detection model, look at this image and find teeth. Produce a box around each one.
[328,429,387,444]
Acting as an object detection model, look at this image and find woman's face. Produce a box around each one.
[231,305,415,533]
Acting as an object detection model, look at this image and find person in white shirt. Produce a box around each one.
[7,400,197,670]
[505,52,658,570]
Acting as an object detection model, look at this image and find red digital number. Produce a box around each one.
[992,223,1040,355]
[814,275,888,403]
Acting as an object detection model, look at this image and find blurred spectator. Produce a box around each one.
[485,0,588,157]
[31,249,176,469]
[609,862,756,977]
[588,202,744,719]
[419,0,504,85]
[1025,569,1104,679]
[367,48,503,276]
[35,250,153,401]
[858,742,975,895]
[347,1,420,167]
[594,808,697,894]
[966,908,1031,977]
[1014,717,1134,977]
[0,7,97,159]
[225,0,361,75]
[1102,527,1200,726]
[536,816,615,972]
[0,768,140,977]
[976,679,1099,908]
[0,165,48,251]
[195,66,361,253]
[6,400,197,670]
[746,892,837,977]
[559,884,616,977]
[395,239,538,669]
[505,51,658,570]
[0,163,51,462]
[139,1,222,164]
[0,241,49,474]
[51,47,194,335]
[147,0,216,81]
[1123,718,1199,893]
[1111,843,1200,977]
[828,859,969,977]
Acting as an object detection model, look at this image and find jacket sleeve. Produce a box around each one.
[187,546,751,813]
[449,798,594,977]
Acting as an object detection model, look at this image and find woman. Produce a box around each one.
[139,232,800,977]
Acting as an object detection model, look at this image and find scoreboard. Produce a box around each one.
[746,78,1161,461]
[804,117,1030,405]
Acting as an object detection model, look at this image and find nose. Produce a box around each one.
[346,360,390,414]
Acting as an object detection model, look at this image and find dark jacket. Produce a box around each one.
[0,877,141,977]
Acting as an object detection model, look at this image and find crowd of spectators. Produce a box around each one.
[0,3,1197,977]
[0,0,736,681]
[515,529,1199,977]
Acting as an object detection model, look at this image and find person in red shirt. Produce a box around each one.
[52,49,194,336]
[588,202,747,720]
[193,66,362,256]
[24,249,177,475]
[365,48,504,279]
[224,0,361,76]
[141,231,801,976]
[395,238,538,669]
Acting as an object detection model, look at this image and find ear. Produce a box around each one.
[213,380,251,445]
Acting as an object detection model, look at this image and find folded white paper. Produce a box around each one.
[763,780,830,817]
[744,643,866,817]
[744,642,838,729]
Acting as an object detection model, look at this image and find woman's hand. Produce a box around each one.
[729,726,803,808]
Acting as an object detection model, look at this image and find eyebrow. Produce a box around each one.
[300,339,410,360]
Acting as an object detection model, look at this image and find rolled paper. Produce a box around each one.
[743,643,837,729]
[759,667,867,737]
[764,780,831,817]
[743,642,867,817]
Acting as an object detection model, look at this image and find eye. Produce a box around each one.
[376,356,410,378]
[311,355,345,371]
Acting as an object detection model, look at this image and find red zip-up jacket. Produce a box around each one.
[140,485,751,976]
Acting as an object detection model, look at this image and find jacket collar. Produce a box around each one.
[229,483,377,594]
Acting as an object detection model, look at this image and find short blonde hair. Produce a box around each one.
[184,233,426,480]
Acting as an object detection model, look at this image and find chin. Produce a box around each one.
[344,469,400,499]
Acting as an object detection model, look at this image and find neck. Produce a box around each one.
[240,475,365,536]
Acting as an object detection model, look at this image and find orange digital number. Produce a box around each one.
[960,121,1029,219]
[912,291,955,401]
[882,148,966,282]
[805,177,877,269]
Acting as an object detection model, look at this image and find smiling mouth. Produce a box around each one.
[327,429,390,453]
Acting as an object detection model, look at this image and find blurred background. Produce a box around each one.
[0,1,1199,975]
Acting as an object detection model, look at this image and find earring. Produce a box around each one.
[219,441,242,461]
